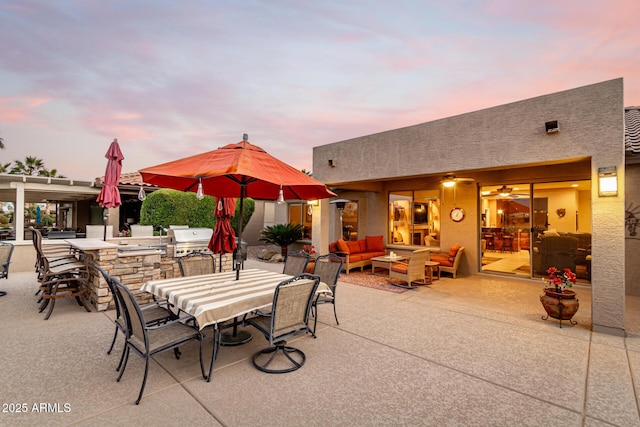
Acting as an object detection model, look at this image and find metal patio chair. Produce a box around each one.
[311,253,343,334]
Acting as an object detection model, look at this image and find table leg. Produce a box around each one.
[207,326,222,382]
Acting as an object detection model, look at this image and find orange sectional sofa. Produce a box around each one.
[329,235,386,274]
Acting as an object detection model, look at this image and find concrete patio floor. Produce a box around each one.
[2,258,640,426]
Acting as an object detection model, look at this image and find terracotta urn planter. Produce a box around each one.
[540,288,579,328]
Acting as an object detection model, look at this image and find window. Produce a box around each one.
[389,190,440,246]
[288,203,312,240]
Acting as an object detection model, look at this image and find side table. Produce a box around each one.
[424,261,440,283]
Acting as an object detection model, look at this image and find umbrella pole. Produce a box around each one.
[220,186,252,347]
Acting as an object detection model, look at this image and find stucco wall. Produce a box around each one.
[625,162,640,295]
[313,79,626,332]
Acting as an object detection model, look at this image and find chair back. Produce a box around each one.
[113,278,147,345]
[0,241,14,280]
[178,252,216,276]
[130,225,154,237]
[96,266,125,322]
[407,248,430,273]
[283,251,310,276]
[269,274,320,344]
[312,253,342,293]
[86,225,113,239]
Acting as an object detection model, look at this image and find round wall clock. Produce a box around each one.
[450,207,465,222]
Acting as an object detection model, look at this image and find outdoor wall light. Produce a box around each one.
[196,178,204,200]
[277,185,285,204]
[545,120,559,133]
[328,159,336,167]
[598,166,618,197]
[137,187,146,201]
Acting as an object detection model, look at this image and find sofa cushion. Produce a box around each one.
[346,241,361,254]
[348,254,365,262]
[366,235,384,252]
[431,254,453,267]
[358,239,367,252]
[329,242,338,253]
[337,239,350,254]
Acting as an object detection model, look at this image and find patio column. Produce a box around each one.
[14,182,25,242]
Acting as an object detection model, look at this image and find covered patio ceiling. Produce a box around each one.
[0,174,99,204]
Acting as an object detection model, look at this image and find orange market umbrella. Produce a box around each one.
[140,134,336,279]
[96,138,124,240]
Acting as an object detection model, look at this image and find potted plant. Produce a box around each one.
[260,223,303,257]
[540,267,579,327]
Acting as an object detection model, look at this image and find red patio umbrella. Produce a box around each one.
[208,197,237,271]
[140,134,336,279]
[96,138,124,240]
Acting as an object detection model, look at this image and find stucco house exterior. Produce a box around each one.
[312,78,631,335]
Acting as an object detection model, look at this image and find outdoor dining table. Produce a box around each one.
[141,268,331,381]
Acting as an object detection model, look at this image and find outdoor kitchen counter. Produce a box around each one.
[66,238,180,312]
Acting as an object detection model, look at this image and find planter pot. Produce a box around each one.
[540,288,579,328]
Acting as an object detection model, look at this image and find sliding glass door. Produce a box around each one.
[480,183,531,277]
[480,180,591,283]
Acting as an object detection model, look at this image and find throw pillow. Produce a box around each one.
[329,242,338,253]
[448,244,461,258]
[347,240,361,254]
[366,235,384,252]
[336,239,350,254]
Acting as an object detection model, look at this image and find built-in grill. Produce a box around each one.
[168,228,213,257]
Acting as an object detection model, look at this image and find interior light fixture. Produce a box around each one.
[137,187,146,201]
[443,175,456,187]
[196,178,204,200]
[277,185,285,204]
[497,185,513,197]
[598,166,618,197]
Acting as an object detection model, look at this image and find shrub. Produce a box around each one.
[260,223,303,256]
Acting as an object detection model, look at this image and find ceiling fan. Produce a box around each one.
[441,174,475,187]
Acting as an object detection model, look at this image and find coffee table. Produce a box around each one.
[370,255,406,276]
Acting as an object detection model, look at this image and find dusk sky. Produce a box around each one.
[1,1,639,181]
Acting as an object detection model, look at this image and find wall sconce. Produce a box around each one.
[598,166,618,197]
[545,120,559,134]
[328,159,336,167]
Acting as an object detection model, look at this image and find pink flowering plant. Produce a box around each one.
[302,244,316,255]
[543,267,577,292]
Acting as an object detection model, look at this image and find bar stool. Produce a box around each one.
[502,235,514,252]
[483,233,495,251]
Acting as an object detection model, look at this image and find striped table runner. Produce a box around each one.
[142,269,330,330]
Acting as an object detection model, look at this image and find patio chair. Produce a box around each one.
[113,278,205,405]
[38,252,91,320]
[311,253,343,334]
[245,274,320,373]
[96,266,177,371]
[283,251,310,276]
[178,252,216,277]
[0,241,14,297]
[388,248,431,288]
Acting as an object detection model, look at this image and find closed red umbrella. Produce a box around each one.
[208,197,237,270]
[96,138,124,240]
[140,134,336,279]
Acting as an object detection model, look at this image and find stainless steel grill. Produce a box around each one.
[168,228,213,257]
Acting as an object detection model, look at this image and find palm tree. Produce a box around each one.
[10,156,45,176]
[0,163,11,173]
[260,223,303,257]
[0,136,4,150]
[40,168,66,178]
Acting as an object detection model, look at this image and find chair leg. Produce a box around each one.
[333,302,339,326]
[136,354,150,405]
[116,343,127,372]
[174,347,181,359]
[117,346,130,382]
[107,327,118,354]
